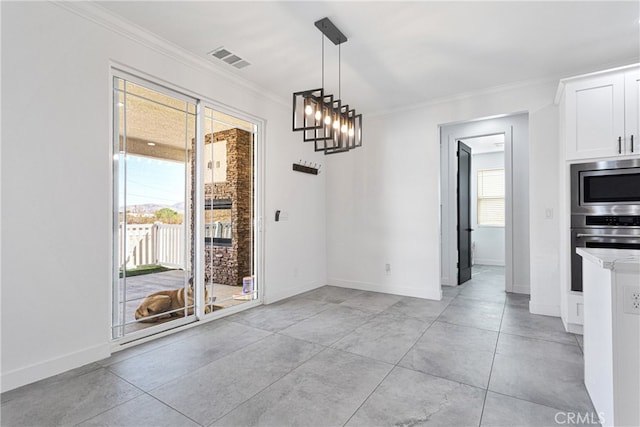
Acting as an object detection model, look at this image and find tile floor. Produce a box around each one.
[1,266,599,426]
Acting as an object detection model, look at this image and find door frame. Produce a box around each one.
[439,116,518,293]
[109,65,265,348]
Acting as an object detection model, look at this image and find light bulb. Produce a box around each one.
[305,105,313,115]
[324,115,332,125]
[348,128,354,137]
[333,120,340,130]
[315,111,322,121]
[341,124,348,133]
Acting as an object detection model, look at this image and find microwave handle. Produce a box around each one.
[576,233,640,239]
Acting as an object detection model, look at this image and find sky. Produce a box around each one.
[122,155,185,208]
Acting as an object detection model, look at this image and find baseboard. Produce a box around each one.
[512,283,530,295]
[473,259,505,266]
[263,280,325,304]
[328,278,442,300]
[1,343,110,393]
[561,318,584,335]
[441,276,453,286]
[529,302,561,317]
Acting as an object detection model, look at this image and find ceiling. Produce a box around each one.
[461,134,505,154]
[96,1,640,115]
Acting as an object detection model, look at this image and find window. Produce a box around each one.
[477,168,505,226]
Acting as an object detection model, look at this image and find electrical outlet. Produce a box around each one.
[623,286,640,315]
[385,263,391,274]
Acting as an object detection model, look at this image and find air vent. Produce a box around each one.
[208,47,251,69]
[223,54,241,65]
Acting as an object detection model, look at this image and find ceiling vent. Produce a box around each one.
[208,47,251,69]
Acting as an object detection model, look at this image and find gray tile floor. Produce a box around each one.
[1,265,598,426]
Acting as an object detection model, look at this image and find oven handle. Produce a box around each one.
[576,233,640,239]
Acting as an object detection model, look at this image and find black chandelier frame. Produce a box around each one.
[292,18,362,155]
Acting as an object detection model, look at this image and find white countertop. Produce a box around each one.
[576,248,640,270]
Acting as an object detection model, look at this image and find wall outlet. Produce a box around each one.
[385,263,391,274]
[623,286,640,315]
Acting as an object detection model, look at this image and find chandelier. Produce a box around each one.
[292,18,362,154]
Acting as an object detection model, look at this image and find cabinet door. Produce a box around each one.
[625,69,640,156]
[565,74,625,160]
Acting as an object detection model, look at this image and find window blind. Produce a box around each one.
[477,168,505,226]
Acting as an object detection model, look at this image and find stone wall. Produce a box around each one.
[204,128,253,286]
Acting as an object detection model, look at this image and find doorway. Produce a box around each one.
[457,140,473,284]
[439,113,530,295]
[459,135,506,287]
[112,71,261,342]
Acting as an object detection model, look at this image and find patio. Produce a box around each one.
[118,270,253,334]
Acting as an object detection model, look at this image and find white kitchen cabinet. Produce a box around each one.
[625,69,640,153]
[563,66,639,160]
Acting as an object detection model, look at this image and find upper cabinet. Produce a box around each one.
[626,69,640,152]
[562,66,640,161]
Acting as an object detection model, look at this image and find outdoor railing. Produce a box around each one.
[119,221,232,270]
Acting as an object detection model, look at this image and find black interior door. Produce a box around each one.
[457,141,472,284]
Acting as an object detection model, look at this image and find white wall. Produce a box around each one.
[326,81,560,310]
[529,104,562,316]
[0,2,327,392]
[471,151,505,266]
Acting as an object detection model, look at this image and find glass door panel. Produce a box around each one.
[112,75,197,340]
[202,107,257,313]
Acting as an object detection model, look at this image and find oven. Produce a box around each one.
[571,225,640,292]
[570,159,640,292]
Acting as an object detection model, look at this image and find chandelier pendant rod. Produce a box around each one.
[338,43,341,100]
[321,33,325,90]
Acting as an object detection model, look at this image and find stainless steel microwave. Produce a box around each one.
[571,158,640,216]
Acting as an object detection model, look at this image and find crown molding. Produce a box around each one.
[368,58,640,118]
[53,1,290,110]
[366,76,559,119]
[554,61,639,105]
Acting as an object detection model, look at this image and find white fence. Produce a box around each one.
[119,222,186,270]
[120,221,232,270]
[156,224,185,268]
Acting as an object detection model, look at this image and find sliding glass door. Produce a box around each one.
[112,74,196,340]
[201,107,257,313]
[112,72,260,342]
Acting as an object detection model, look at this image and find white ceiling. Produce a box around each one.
[96,1,640,115]
[461,134,505,154]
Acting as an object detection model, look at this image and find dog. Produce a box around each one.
[135,284,211,323]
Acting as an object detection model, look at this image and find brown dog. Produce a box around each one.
[135,286,211,323]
